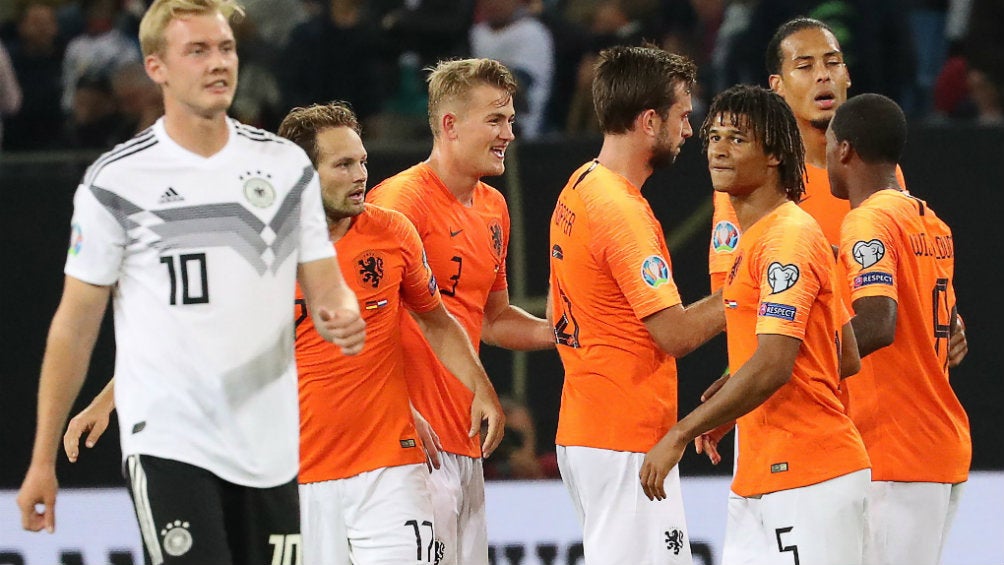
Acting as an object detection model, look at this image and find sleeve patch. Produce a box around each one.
[641,255,671,288]
[758,302,797,321]
[853,272,894,289]
[766,262,800,294]
[852,239,886,268]
[712,220,740,253]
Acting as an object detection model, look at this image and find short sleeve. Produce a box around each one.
[64,183,128,285]
[752,221,826,341]
[840,207,898,303]
[395,211,442,314]
[297,167,336,263]
[591,193,682,320]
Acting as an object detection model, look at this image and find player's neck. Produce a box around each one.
[425,150,478,207]
[848,167,903,209]
[327,215,354,240]
[596,135,652,190]
[730,182,789,230]
[798,121,828,169]
[161,104,230,158]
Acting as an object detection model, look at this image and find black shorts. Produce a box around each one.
[123,454,301,565]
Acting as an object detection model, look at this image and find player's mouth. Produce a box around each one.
[490,146,507,160]
[347,187,365,204]
[205,79,230,93]
[814,91,837,110]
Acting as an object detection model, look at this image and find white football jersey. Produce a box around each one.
[65,118,334,487]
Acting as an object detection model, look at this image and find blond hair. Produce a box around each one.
[426,58,517,137]
[138,0,244,57]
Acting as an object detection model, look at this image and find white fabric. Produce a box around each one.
[557,445,693,565]
[863,480,966,565]
[722,469,870,565]
[299,464,435,564]
[66,117,333,487]
[426,452,488,565]
[470,15,554,139]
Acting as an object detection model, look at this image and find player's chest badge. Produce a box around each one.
[240,171,276,208]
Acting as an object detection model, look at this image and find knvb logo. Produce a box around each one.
[665,528,685,555]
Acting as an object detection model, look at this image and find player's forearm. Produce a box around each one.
[422,313,494,394]
[673,357,788,444]
[481,306,555,351]
[30,324,99,467]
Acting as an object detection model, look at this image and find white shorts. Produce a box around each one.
[557,445,693,565]
[299,464,436,565]
[426,452,488,565]
[722,468,870,565]
[864,480,965,565]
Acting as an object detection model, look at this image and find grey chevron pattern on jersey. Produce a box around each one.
[90,178,306,275]
[268,165,314,273]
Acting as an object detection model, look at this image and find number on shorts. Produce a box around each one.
[404,519,435,562]
[775,527,800,565]
[268,534,301,565]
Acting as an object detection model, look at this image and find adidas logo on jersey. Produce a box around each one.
[159,187,184,203]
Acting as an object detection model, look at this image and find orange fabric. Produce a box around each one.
[549,161,684,453]
[723,202,869,497]
[709,163,906,279]
[366,163,510,457]
[839,190,970,483]
[296,205,441,483]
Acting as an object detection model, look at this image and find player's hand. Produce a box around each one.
[640,431,686,501]
[695,421,733,465]
[317,308,366,355]
[64,399,112,463]
[472,389,505,458]
[948,314,968,368]
[16,465,58,533]
[411,407,442,472]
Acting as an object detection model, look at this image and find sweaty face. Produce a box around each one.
[770,27,851,131]
[147,11,238,119]
[650,82,694,170]
[315,126,368,223]
[449,84,516,179]
[706,113,778,197]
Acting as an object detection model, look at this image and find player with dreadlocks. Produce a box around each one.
[641,84,871,565]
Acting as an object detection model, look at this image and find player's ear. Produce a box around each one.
[837,139,853,165]
[442,112,459,140]
[637,108,658,136]
[145,54,165,85]
[768,74,783,95]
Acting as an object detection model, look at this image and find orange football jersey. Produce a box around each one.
[839,190,970,483]
[366,163,510,457]
[549,161,685,453]
[296,204,441,483]
[723,202,870,497]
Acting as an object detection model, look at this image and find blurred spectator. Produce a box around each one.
[565,0,662,134]
[906,0,950,116]
[470,0,554,139]
[63,72,125,150]
[537,1,593,134]
[230,13,282,130]
[281,0,393,129]
[110,61,161,139]
[373,0,475,69]
[60,0,140,113]
[0,40,23,150]
[242,0,308,47]
[966,66,1003,125]
[483,396,560,480]
[964,0,1004,117]
[4,1,63,152]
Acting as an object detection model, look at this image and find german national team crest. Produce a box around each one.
[240,171,276,208]
[489,220,504,259]
[355,250,386,289]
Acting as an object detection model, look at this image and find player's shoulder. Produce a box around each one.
[362,203,414,232]
[231,119,307,161]
[81,126,160,187]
